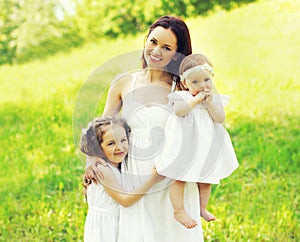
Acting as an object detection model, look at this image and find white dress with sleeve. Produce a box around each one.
[118,74,204,242]
[84,164,121,242]
[155,91,239,184]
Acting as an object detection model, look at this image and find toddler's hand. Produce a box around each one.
[195,91,206,103]
[203,87,212,102]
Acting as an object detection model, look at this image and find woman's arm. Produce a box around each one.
[85,74,132,181]
[99,166,164,207]
[102,73,131,116]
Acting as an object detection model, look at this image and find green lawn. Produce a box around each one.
[0,0,299,241]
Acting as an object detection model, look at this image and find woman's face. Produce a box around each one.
[100,124,129,167]
[144,26,178,69]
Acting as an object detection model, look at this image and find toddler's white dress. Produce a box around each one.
[84,164,121,242]
[155,91,239,184]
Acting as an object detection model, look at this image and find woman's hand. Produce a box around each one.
[85,156,106,183]
[151,167,165,183]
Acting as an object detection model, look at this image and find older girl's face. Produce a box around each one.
[100,124,129,168]
[144,26,178,69]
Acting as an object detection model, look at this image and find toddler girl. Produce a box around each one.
[155,53,239,228]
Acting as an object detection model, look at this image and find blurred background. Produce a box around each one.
[0,0,299,241]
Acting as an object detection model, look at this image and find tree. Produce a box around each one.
[0,0,21,64]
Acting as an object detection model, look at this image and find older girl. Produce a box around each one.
[81,117,163,242]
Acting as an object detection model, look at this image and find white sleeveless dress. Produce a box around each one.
[84,164,121,242]
[118,74,204,242]
[155,91,239,184]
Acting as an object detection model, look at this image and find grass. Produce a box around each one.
[0,0,299,241]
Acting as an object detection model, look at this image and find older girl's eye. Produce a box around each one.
[192,80,198,84]
[204,78,210,82]
[121,138,127,143]
[107,142,115,146]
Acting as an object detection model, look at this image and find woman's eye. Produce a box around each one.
[150,39,156,44]
[192,80,198,84]
[107,142,114,146]
[163,46,171,51]
[121,138,127,143]
[204,78,210,82]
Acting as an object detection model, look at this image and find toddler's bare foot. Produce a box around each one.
[200,208,216,222]
[174,209,198,229]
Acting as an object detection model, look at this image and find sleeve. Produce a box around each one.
[213,94,230,106]
[168,91,185,101]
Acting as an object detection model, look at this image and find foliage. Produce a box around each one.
[0,0,20,64]
[0,0,257,65]
[0,0,299,240]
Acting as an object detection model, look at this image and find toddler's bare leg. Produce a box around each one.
[198,183,216,222]
[170,180,197,228]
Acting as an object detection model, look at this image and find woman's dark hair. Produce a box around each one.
[141,15,192,89]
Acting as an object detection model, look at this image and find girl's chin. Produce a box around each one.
[114,156,126,162]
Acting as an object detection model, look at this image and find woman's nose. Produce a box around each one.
[152,45,161,54]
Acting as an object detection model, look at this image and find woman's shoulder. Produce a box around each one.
[111,72,133,87]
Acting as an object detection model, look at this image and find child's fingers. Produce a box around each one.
[92,163,104,181]
[96,157,107,166]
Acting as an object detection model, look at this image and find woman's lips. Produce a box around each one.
[150,54,161,62]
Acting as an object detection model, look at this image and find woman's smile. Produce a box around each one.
[144,26,177,69]
[149,54,162,62]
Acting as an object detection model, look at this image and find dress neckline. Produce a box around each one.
[127,72,171,108]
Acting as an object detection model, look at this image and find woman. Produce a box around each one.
[87,15,204,242]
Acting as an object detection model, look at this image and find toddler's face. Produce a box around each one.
[100,124,129,166]
[184,70,213,96]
